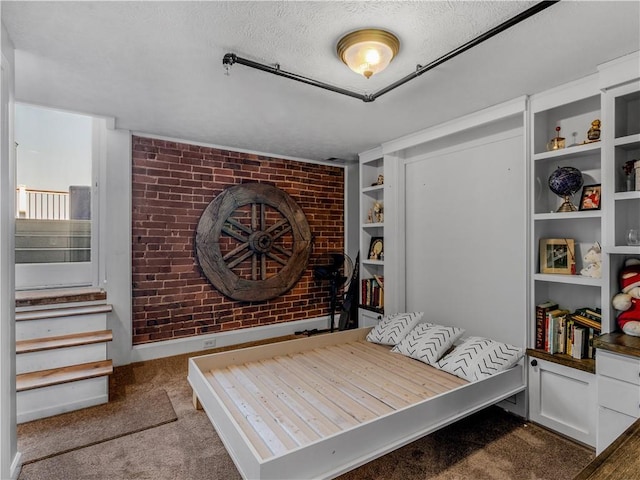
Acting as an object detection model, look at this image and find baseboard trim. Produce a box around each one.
[10,451,22,480]
[131,316,330,362]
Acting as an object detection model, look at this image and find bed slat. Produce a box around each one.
[326,344,436,399]
[257,358,360,431]
[302,349,416,409]
[249,361,342,438]
[228,363,321,445]
[203,371,274,459]
[348,341,467,389]
[212,368,297,455]
[271,353,380,423]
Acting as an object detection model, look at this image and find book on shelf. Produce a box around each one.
[545,308,569,353]
[361,277,383,310]
[565,317,574,357]
[587,328,597,359]
[535,301,558,350]
[572,326,587,359]
[574,307,602,322]
[570,313,601,332]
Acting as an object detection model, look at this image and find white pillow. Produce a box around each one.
[391,323,465,365]
[366,312,424,345]
[434,336,523,382]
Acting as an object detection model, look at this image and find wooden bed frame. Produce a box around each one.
[188,327,525,479]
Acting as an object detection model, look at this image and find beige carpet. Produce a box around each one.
[17,339,595,480]
[18,388,177,465]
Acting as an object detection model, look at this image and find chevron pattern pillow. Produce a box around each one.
[434,336,523,382]
[391,323,465,365]
[366,312,425,345]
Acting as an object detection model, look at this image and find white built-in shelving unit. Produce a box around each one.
[528,52,640,449]
[358,147,385,328]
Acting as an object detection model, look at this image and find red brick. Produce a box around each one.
[131,135,344,345]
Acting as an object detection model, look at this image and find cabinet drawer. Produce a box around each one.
[597,406,637,455]
[358,309,382,328]
[597,350,640,385]
[598,375,640,417]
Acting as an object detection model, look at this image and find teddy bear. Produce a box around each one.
[580,242,601,278]
[612,258,640,336]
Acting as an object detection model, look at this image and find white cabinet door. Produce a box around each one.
[528,357,596,447]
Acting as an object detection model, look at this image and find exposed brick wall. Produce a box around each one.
[131,136,344,344]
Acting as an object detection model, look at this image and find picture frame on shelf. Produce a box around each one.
[368,237,384,261]
[578,184,601,211]
[540,238,576,275]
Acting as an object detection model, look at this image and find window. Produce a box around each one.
[15,104,98,289]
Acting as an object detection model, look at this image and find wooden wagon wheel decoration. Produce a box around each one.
[196,183,312,302]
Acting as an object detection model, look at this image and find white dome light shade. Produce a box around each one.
[337,29,400,79]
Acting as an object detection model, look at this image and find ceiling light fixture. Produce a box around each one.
[222,1,558,103]
[336,29,400,79]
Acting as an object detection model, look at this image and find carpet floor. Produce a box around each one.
[17,341,595,480]
[18,388,177,465]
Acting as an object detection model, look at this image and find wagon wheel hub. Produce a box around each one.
[249,231,274,254]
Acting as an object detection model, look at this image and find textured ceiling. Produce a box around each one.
[2,1,639,162]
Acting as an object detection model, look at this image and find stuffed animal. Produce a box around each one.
[612,258,640,336]
[580,242,602,278]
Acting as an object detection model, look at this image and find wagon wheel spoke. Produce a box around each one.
[227,249,254,270]
[222,243,250,262]
[272,225,292,240]
[265,251,288,266]
[265,218,288,234]
[225,217,252,235]
[272,244,293,258]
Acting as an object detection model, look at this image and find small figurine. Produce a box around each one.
[586,119,601,142]
[371,174,384,186]
[373,202,383,223]
[547,126,565,151]
[367,209,373,223]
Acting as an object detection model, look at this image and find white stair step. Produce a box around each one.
[16,360,113,392]
[16,330,112,354]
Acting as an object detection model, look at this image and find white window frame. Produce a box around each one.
[15,107,105,290]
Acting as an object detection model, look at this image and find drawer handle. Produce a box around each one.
[530,359,538,367]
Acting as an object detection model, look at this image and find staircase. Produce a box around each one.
[15,288,113,423]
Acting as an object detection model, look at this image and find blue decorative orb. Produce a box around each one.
[548,166,583,197]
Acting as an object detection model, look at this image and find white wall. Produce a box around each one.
[0,18,20,480]
[100,127,132,367]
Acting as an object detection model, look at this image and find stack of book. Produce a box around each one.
[535,301,601,359]
[361,275,384,310]
[569,307,602,360]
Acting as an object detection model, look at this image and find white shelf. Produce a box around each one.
[614,191,640,201]
[605,245,640,255]
[533,273,602,287]
[533,142,601,162]
[362,184,384,193]
[362,260,384,266]
[361,222,384,229]
[614,133,640,148]
[534,211,602,220]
